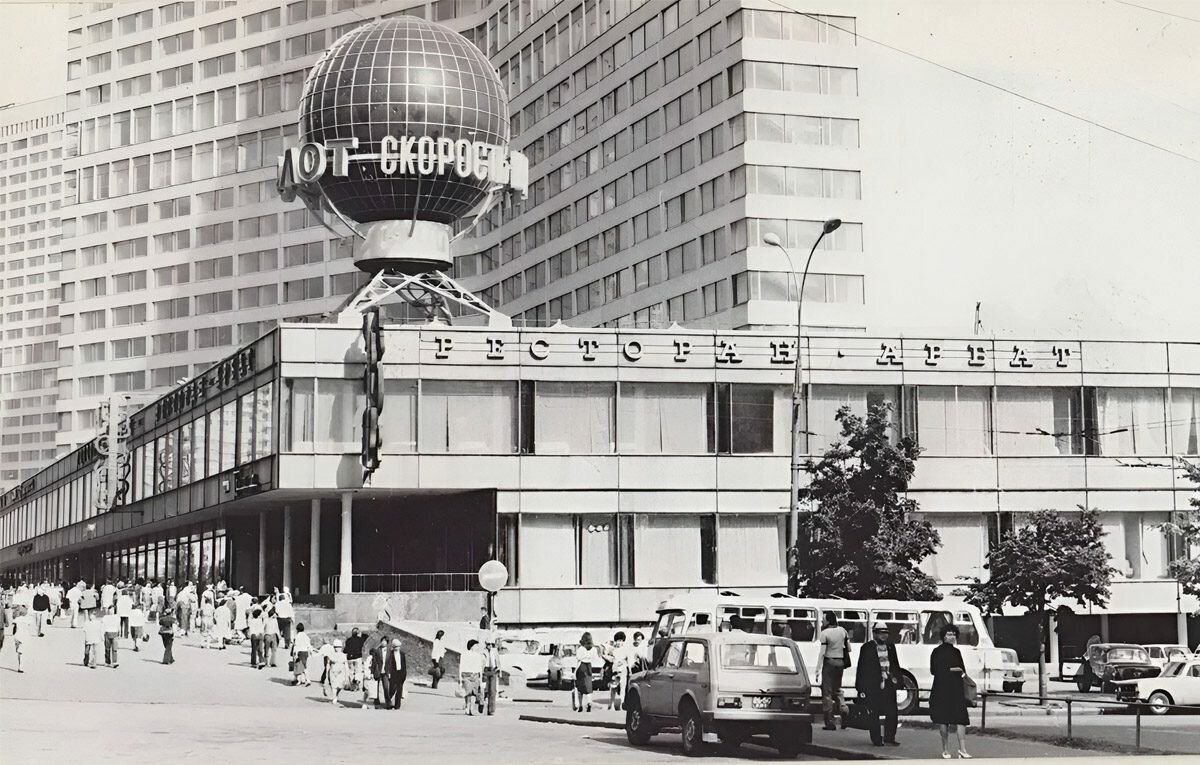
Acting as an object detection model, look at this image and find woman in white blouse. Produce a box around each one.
[573,632,601,713]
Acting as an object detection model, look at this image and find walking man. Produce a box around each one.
[856,623,902,747]
[816,612,851,730]
[274,591,294,649]
[67,582,82,628]
[31,585,51,637]
[102,607,121,668]
[382,637,407,710]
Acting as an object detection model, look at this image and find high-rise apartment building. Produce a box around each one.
[0,99,66,493]
[51,0,865,466]
[455,1,866,334]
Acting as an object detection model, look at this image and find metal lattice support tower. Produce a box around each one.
[337,269,512,328]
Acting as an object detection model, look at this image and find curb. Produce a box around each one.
[518,715,892,760]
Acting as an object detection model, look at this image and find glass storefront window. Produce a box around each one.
[179,420,193,485]
[193,414,207,481]
[380,379,417,452]
[221,401,237,471]
[995,387,1084,456]
[207,408,221,477]
[916,386,992,456]
[807,385,899,453]
[316,378,363,452]
[419,380,517,454]
[1172,388,1200,455]
[534,381,615,454]
[140,443,153,500]
[255,382,274,459]
[239,390,256,465]
[617,382,712,454]
[287,378,315,452]
[1092,388,1167,456]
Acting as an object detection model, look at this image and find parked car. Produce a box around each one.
[984,647,1026,693]
[624,632,813,758]
[1074,643,1159,693]
[1142,644,1192,670]
[546,643,605,691]
[1115,657,1200,714]
[496,637,550,685]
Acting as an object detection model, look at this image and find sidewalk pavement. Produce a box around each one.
[518,698,1110,760]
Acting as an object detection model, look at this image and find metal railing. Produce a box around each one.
[324,572,482,593]
[979,691,1200,752]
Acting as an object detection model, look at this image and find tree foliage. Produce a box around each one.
[791,403,941,600]
[1164,458,1200,600]
[958,507,1114,699]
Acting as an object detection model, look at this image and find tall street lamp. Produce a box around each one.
[762,218,842,596]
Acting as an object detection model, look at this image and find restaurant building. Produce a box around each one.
[1,324,1197,651]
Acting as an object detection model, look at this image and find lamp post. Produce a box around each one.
[478,559,508,716]
[762,219,842,596]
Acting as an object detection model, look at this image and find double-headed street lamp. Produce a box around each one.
[762,218,842,595]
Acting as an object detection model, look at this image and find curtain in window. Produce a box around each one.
[634,514,703,586]
[316,378,361,452]
[419,380,517,453]
[579,514,616,586]
[288,378,315,452]
[617,382,709,453]
[928,514,984,584]
[807,385,897,452]
[380,379,417,452]
[917,386,991,456]
[1170,388,1200,455]
[1094,388,1166,456]
[535,382,615,453]
[519,515,574,587]
[995,388,1077,456]
[717,515,785,585]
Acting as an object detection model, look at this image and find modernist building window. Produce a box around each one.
[191,414,208,483]
[379,379,417,452]
[923,514,985,584]
[715,384,789,454]
[1171,388,1200,454]
[1090,387,1167,456]
[634,514,717,587]
[238,393,256,465]
[916,386,992,456]
[206,408,221,477]
[420,380,518,454]
[995,387,1084,456]
[718,515,786,585]
[220,401,237,472]
[617,382,713,454]
[1104,511,1174,579]
[530,381,616,454]
[807,385,899,453]
[518,514,574,587]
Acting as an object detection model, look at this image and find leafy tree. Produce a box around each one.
[790,403,941,600]
[1164,458,1200,600]
[958,507,1113,701]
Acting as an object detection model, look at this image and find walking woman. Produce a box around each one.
[291,622,312,686]
[929,624,971,759]
[158,602,176,665]
[572,632,601,713]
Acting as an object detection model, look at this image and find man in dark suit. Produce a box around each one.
[855,623,903,746]
[382,637,408,710]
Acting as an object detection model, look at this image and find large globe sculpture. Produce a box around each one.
[298,17,509,225]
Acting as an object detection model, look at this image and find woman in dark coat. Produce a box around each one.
[929,624,971,759]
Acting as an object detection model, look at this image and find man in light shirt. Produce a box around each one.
[102,607,121,668]
[816,612,852,731]
[274,592,294,649]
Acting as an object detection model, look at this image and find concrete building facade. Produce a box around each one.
[0,98,66,492]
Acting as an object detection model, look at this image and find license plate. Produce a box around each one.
[750,696,775,710]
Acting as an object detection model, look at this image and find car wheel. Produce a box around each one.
[1146,691,1173,716]
[771,726,807,759]
[896,673,920,716]
[625,695,654,745]
[679,702,706,756]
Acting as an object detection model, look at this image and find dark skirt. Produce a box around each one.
[575,662,594,694]
[929,672,970,725]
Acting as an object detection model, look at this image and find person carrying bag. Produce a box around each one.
[816,612,852,730]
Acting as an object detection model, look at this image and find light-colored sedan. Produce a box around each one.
[1115,658,1200,714]
[624,632,813,758]
[1142,644,1192,669]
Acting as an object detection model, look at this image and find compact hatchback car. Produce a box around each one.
[624,632,813,757]
[1074,643,1160,693]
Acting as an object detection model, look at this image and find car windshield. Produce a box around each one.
[720,643,799,673]
[1107,648,1149,663]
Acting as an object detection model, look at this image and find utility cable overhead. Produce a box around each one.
[764,0,1200,165]
[1109,0,1200,24]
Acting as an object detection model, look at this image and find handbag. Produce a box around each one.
[963,674,979,707]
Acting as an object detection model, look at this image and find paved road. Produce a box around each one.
[981,714,1200,755]
[0,621,810,763]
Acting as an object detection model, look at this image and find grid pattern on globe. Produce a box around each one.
[299,18,509,225]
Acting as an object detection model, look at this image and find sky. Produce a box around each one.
[0,0,1197,340]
